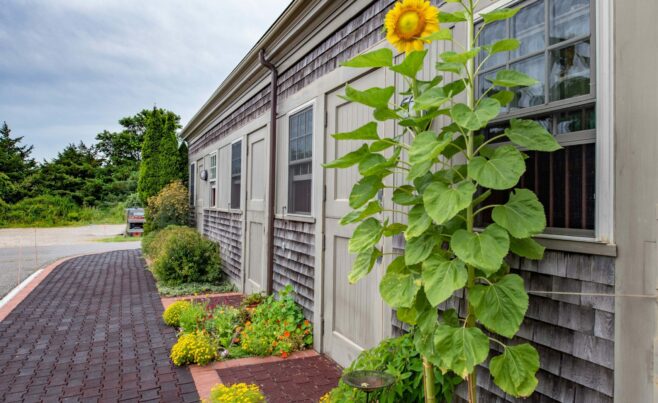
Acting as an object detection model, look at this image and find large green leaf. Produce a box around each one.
[342,85,395,109]
[406,204,432,239]
[413,291,441,364]
[436,62,463,74]
[470,274,528,338]
[341,48,393,68]
[332,121,380,141]
[490,344,540,397]
[492,189,546,238]
[349,175,383,208]
[422,254,467,306]
[423,180,476,225]
[358,153,392,176]
[481,8,520,23]
[369,139,396,152]
[490,90,515,107]
[505,118,561,151]
[468,145,525,190]
[323,144,370,168]
[439,11,467,23]
[409,131,450,165]
[405,231,439,265]
[349,247,381,284]
[383,223,406,236]
[407,159,433,181]
[390,50,427,78]
[379,257,421,309]
[441,49,480,64]
[414,87,451,110]
[491,70,538,87]
[433,325,490,378]
[489,39,520,54]
[373,107,401,121]
[392,185,420,206]
[451,98,501,131]
[451,224,509,274]
[510,236,545,260]
[396,306,418,325]
[340,201,382,225]
[348,218,383,253]
[421,28,453,41]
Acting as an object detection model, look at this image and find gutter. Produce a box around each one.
[259,49,278,294]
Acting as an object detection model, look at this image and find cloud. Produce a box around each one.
[0,0,290,161]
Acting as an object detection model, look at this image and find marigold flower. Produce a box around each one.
[283,331,290,338]
[281,351,288,358]
[385,0,440,53]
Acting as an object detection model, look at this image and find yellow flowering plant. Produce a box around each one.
[170,330,216,366]
[205,383,265,403]
[162,300,192,327]
[325,0,559,401]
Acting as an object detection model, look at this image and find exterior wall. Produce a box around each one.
[272,219,315,321]
[202,209,243,282]
[613,1,658,402]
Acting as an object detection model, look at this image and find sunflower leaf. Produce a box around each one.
[341,48,393,68]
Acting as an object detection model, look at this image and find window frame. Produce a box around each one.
[474,0,613,244]
[286,102,315,216]
[230,138,242,211]
[189,162,196,206]
[207,152,217,208]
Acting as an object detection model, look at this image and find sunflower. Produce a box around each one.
[385,0,440,53]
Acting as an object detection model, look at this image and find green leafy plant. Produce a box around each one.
[324,333,461,403]
[179,302,209,333]
[170,330,216,366]
[163,300,192,327]
[207,306,241,348]
[156,281,236,297]
[324,1,559,401]
[144,180,190,233]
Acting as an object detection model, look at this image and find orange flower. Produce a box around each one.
[304,330,310,335]
[272,341,278,347]
[303,320,310,326]
[281,351,288,358]
[245,321,251,326]
[283,331,290,338]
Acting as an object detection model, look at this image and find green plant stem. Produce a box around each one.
[465,2,478,402]
[422,356,437,403]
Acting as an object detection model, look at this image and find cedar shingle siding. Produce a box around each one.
[203,209,242,282]
[273,219,315,321]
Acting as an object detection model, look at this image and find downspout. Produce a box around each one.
[259,49,278,294]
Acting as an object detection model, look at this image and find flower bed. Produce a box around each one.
[163,285,313,366]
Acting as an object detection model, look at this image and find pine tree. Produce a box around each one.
[0,121,36,202]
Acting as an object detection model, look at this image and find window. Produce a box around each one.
[189,163,195,206]
[476,0,595,235]
[231,141,241,209]
[209,153,217,207]
[288,107,313,215]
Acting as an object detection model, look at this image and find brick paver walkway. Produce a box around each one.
[0,250,199,403]
[216,355,342,402]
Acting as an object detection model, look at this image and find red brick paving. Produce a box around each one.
[216,355,342,403]
[0,250,198,403]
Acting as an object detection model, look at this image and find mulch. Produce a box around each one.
[0,250,199,403]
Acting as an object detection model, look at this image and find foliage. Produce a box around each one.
[163,301,193,327]
[156,281,236,297]
[206,306,242,348]
[170,330,216,366]
[205,383,265,403]
[178,142,189,187]
[149,226,222,285]
[179,302,209,333]
[138,107,183,204]
[0,121,36,203]
[145,180,190,233]
[239,285,312,357]
[324,0,559,400]
[240,292,266,308]
[95,235,139,243]
[124,193,142,208]
[324,334,461,403]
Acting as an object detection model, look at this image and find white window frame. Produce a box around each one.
[285,100,315,217]
[229,138,243,211]
[208,152,217,208]
[189,162,196,206]
[475,0,614,244]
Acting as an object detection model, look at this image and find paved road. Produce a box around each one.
[0,225,140,298]
[0,250,198,402]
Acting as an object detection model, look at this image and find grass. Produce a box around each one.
[156,281,236,297]
[96,235,141,243]
[0,202,126,228]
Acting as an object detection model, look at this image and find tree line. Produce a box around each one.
[0,107,188,226]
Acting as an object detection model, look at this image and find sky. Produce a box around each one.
[0,0,291,162]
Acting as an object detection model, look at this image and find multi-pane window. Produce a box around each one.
[231,141,242,209]
[288,107,313,215]
[189,164,195,206]
[209,154,217,207]
[476,0,595,235]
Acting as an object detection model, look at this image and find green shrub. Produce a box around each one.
[324,333,461,403]
[207,306,241,347]
[150,226,222,285]
[170,330,216,366]
[145,180,189,233]
[162,300,192,327]
[179,302,208,333]
[206,383,265,403]
[8,195,78,225]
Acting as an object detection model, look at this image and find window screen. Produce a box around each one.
[231,141,242,209]
[288,107,313,214]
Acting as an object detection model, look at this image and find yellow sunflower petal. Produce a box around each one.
[384,0,440,54]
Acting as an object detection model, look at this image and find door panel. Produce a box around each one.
[196,159,204,232]
[323,69,390,367]
[244,127,267,294]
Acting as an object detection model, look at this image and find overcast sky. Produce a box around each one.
[0,0,290,162]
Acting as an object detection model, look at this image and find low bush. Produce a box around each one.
[205,383,265,403]
[156,281,235,297]
[239,285,312,357]
[162,301,192,327]
[322,333,461,403]
[179,302,208,333]
[141,225,184,260]
[150,226,222,285]
[145,180,189,233]
[170,330,216,366]
[207,306,241,348]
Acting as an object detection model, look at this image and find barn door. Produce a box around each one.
[322,69,390,367]
[244,127,267,293]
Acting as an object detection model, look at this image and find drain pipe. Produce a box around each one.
[259,49,278,294]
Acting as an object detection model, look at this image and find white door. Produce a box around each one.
[322,70,390,367]
[244,127,267,293]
